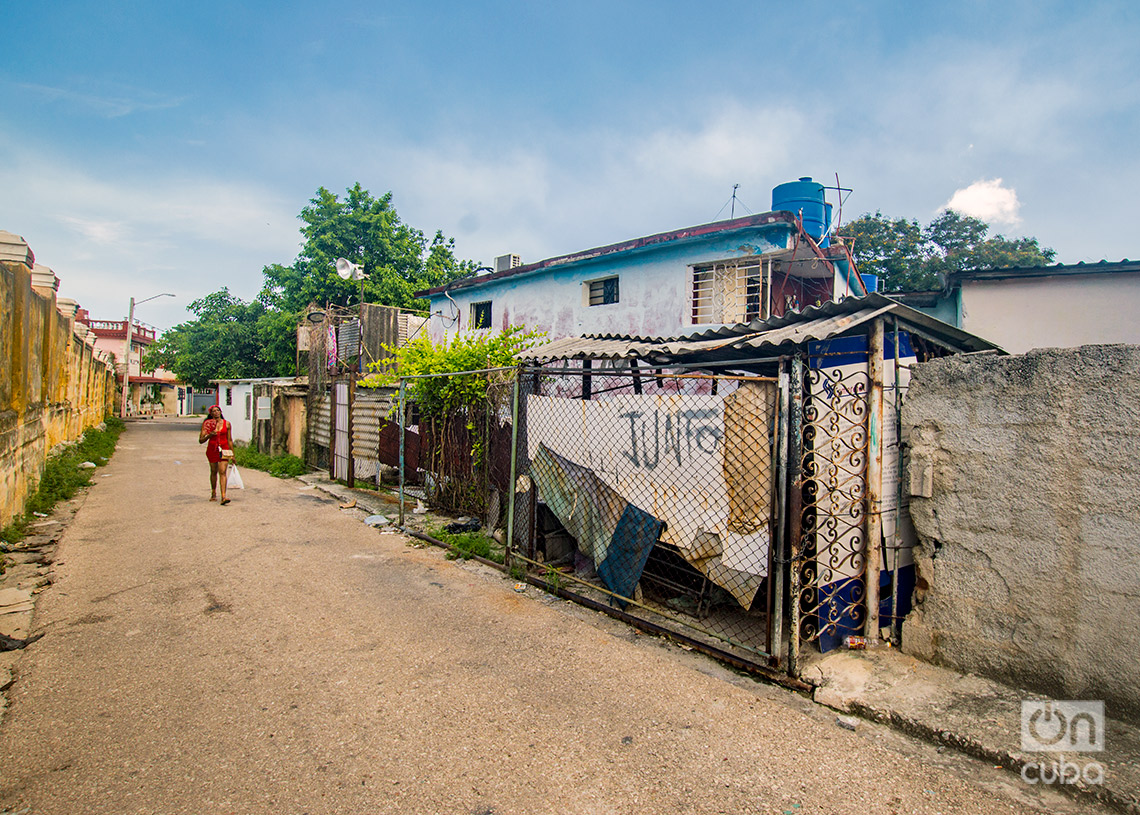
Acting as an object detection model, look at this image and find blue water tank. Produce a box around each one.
[772,177,831,247]
[861,273,879,293]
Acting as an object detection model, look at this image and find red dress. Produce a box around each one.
[204,419,232,463]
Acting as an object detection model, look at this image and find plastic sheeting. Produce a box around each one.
[531,445,664,607]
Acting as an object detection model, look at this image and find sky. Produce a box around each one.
[2,1,1138,332]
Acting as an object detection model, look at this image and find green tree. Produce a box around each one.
[152,184,472,385]
[260,183,472,313]
[843,210,1056,292]
[145,289,282,388]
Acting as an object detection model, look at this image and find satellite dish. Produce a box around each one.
[335,258,364,280]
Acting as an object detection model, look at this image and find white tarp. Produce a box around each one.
[526,387,775,606]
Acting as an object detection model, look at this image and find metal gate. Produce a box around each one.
[788,323,916,671]
[789,348,871,668]
[332,379,351,482]
[508,364,783,668]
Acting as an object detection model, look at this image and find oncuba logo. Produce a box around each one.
[1020,701,1104,786]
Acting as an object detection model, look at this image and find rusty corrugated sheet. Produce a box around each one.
[520,293,1002,364]
[311,394,331,447]
[352,393,394,463]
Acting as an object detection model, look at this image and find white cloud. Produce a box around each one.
[381,102,817,267]
[0,135,302,329]
[943,178,1021,225]
[15,81,185,118]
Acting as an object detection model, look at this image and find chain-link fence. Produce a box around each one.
[370,324,932,677]
[509,364,781,666]
[390,369,518,526]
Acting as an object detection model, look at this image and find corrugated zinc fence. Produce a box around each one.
[306,326,923,679]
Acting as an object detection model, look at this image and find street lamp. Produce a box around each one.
[121,292,175,419]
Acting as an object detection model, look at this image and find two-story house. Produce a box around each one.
[418,178,868,342]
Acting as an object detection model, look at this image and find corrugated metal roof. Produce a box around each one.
[949,258,1140,283]
[521,293,1001,364]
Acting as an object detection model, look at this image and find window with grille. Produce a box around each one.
[691,258,768,325]
[225,387,233,405]
[245,393,252,420]
[471,301,492,329]
[586,276,619,306]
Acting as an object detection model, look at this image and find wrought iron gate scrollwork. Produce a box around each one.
[794,361,870,646]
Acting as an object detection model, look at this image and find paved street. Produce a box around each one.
[0,419,1092,814]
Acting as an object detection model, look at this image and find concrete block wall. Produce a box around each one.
[1,256,116,528]
[902,345,1140,723]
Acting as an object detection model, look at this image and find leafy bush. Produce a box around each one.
[359,324,544,414]
[232,443,308,478]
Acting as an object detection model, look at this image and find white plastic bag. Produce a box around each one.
[226,464,245,490]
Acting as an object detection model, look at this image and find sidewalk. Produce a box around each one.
[296,472,1140,813]
[803,647,1140,813]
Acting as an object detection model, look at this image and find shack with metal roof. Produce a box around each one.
[506,294,999,678]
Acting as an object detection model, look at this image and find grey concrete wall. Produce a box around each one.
[902,344,1140,723]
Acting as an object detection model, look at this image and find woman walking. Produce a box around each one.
[199,405,235,505]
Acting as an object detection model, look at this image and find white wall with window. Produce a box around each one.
[211,380,256,443]
[424,217,810,344]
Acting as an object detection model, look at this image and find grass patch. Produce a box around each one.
[2,417,125,546]
[232,443,308,478]
[429,524,504,564]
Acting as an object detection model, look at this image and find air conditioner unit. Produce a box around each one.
[494,253,522,273]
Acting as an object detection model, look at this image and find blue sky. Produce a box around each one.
[2,1,1137,331]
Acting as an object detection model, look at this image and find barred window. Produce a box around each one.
[471,301,492,329]
[586,276,619,306]
[691,258,768,325]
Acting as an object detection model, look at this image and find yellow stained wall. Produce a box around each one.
[1,259,115,527]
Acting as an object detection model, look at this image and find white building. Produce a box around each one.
[210,377,299,443]
[893,260,1140,354]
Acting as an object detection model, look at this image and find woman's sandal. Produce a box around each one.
[220,498,231,505]
[210,495,217,502]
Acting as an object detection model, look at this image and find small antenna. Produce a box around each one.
[713,184,753,221]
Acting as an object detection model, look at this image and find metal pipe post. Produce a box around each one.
[788,355,805,675]
[770,360,791,666]
[865,319,886,642]
[891,316,904,642]
[398,379,407,527]
[505,369,522,572]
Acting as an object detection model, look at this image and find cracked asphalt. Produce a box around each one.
[0,418,1099,814]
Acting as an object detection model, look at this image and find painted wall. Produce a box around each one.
[902,345,1140,723]
[958,273,1140,354]
[427,225,792,342]
[1,257,116,527]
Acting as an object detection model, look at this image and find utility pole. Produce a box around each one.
[120,292,175,419]
[121,298,136,419]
